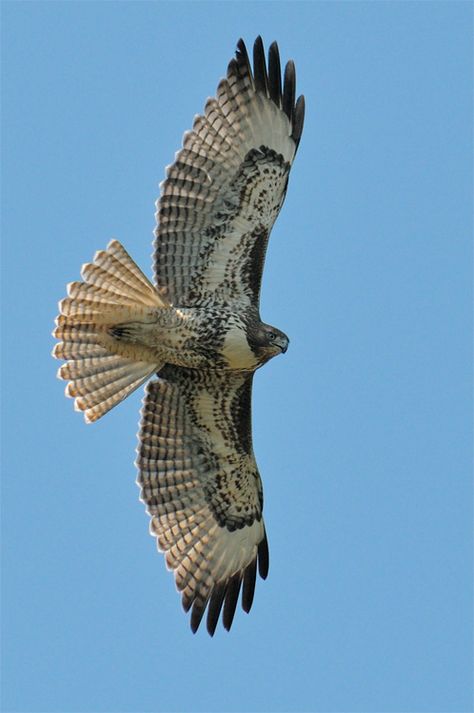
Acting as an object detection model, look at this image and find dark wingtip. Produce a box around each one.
[182,592,193,614]
[282,59,296,124]
[223,573,242,631]
[292,94,305,149]
[236,38,252,78]
[245,37,304,149]
[268,41,282,107]
[190,597,207,634]
[258,531,270,580]
[186,555,264,635]
[206,583,226,637]
[242,557,257,613]
[253,36,268,95]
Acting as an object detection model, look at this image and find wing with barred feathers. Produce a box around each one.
[136,366,269,635]
[154,36,305,308]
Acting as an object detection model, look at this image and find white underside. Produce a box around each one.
[221,325,258,369]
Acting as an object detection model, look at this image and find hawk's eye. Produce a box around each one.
[268,333,276,341]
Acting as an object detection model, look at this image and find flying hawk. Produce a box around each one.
[53,37,305,635]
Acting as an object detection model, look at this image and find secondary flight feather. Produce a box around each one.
[53,36,305,635]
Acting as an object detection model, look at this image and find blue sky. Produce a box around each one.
[2,2,472,712]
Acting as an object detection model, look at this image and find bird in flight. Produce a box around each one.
[53,36,304,635]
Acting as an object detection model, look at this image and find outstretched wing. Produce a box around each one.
[154,36,305,308]
[136,366,269,635]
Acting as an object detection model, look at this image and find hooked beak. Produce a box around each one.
[279,337,289,354]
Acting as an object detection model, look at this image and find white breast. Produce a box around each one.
[222,325,258,369]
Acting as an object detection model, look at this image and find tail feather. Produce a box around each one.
[59,294,122,318]
[78,377,149,423]
[56,305,151,326]
[81,241,165,308]
[58,354,130,381]
[53,342,108,360]
[80,263,153,306]
[67,360,156,423]
[66,361,149,400]
[66,280,141,307]
[54,322,103,344]
[53,239,165,422]
[94,241,162,302]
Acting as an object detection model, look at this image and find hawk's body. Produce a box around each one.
[53,37,304,635]
[109,303,280,371]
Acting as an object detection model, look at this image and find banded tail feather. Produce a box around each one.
[53,240,166,423]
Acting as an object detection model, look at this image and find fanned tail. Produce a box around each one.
[53,240,166,423]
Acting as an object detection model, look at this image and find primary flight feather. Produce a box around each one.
[53,36,305,635]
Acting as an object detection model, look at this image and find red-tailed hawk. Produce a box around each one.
[53,37,305,635]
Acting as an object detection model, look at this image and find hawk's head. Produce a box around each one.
[249,322,289,363]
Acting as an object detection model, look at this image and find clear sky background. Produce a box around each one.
[2,2,472,712]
